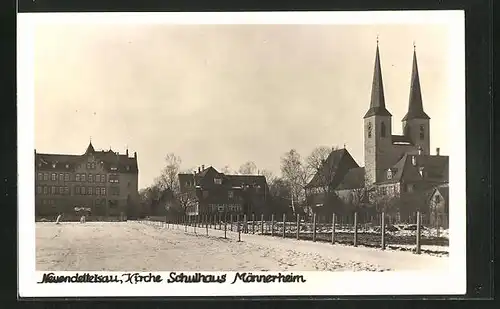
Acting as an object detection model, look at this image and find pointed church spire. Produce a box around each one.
[85,138,95,155]
[402,45,430,121]
[364,37,392,118]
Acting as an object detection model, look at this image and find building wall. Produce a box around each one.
[402,119,430,155]
[35,153,138,218]
[364,115,394,186]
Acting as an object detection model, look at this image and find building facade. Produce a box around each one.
[305,41,449,220]
[178,166,269,217]
[35,141,140,219]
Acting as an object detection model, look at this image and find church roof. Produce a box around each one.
[402,48,430,121]
[306,148,359,188]
[364,42,392,119]
[336,167,365,190]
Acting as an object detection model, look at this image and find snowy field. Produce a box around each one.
[36,221,448,272]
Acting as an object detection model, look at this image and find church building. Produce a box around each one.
[305,41,449,221]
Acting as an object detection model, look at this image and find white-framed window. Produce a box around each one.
[43,173,48,181]
[43,186,48,194]
[89,174,93,182]
[81,174,86,182]
[88,187,93,195]
[76,186,80,194]
[81,187,86,195]
[95,174,100,183]
[59,173,63,181]
[51,173,56,181]
[214,178,222,185]
[36,186,42,194]
[96,187,100,195]
[37,173,43,181]
[64,173,70,181]
[228,190,234,199]
[101,187,106,196]
[51,186,56,194]
[76,174,80,181]
[101,175,105,182]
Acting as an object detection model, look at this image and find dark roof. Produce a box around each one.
[364,44,392,118]
[35,146,138,173]
[391,135,414,145]
[402,50,430,121]
[336,167,365,190]
[306,148,359,188]
[436,185,449,202]
[377,154,449,184]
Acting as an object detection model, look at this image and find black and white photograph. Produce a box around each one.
[18,11,466,297]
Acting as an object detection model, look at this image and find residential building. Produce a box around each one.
[34,141,140,219]
[178,166,269,217]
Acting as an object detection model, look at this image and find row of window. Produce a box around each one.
[367,122,426,140]
[208,204,243,213]
[36,185,111,196]
[37,172,119,183]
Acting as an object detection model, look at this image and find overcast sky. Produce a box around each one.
[34,22,454,189]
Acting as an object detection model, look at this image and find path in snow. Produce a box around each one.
[36,221,448,272]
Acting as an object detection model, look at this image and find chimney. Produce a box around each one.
[436,147,440,156]
[134,152,137,159]
[198,166,201,173]
[417,146,422,155]
[126,149,129,156]
[202,164,205,170]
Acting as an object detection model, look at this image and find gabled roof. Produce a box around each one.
[336,167,365,190]
[364,42,392,119]
[306,148,359,188]
[402,49,430,121]
[378,153,449,184]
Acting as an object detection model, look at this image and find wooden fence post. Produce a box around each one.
[354,212,358,247]
[237,214,241,242]
[230,214,233,232]
[194,216,197,234]
[416,211,421,254]
[381,212,386,250]
[205,215,208,235]
[296,214,300,240]
[224,213,227,239]
[244,214,247,234]
[252,213,255,234]
[331,213,336,244]
[260,214,264,234]
[282,213,286,238]
[313,213,317,242]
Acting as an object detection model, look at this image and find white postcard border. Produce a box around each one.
[17,10,466,297]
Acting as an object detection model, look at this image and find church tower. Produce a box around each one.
[364,39,393,186]
[402,45,430,155]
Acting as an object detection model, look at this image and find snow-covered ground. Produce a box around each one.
[36,221,448,272]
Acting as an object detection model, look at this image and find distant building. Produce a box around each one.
[178,166,269,217]
[306,41,449,220]
[34,141,140,219]
[428,185,449,228]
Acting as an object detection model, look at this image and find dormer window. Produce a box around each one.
[411,156,417,166]
[387,169,393,180]
[52,163,56,168]
[228,191,234,199]
[214,178,222,185]
[65,164,69,168]
[418,167,424,177]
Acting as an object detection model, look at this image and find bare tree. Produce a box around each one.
[304,146,341,214]
[280,149,309,213]
[238,161,258,175]
[221,165,232,174]
[157,153,182,193]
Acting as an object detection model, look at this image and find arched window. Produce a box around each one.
[387,169,392,179]
[419,125,425,140]
[367,122,372,138]
[381,122,387,137]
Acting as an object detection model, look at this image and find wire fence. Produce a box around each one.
[140,211,449,255]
